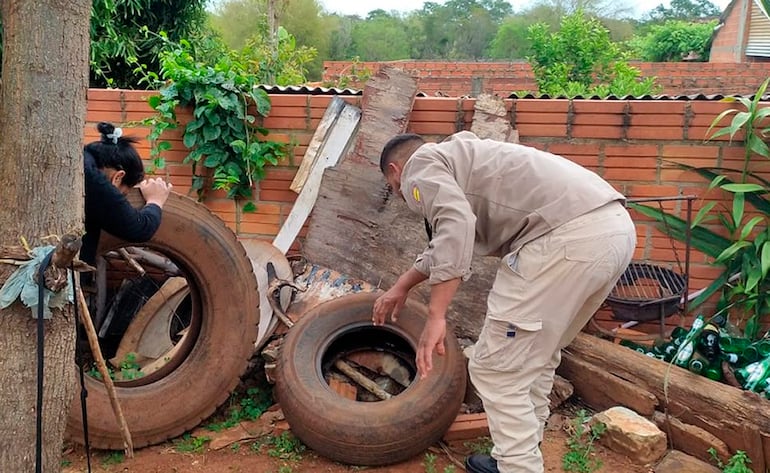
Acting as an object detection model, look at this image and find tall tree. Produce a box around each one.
[644,0,722,22]
[0,1,90,472]
[350,10,411,60]
[209,0,329,79]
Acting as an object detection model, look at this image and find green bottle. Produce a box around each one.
[653,341,678,362]
[697,323,721,361]
[742,345,761,364]
[755,340,770,358]
[719,335,751,354]
[688,352,709,375]
[735,355,770,391]
[674,315,706,368]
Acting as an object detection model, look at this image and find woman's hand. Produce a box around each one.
[139,178,173,208]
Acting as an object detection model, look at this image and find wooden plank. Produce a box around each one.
[652,411,730,464]
[272,104,361,254]
[557,352,658,416]
[290,96,346,193]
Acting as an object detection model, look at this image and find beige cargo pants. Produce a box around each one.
[468,201,636,473]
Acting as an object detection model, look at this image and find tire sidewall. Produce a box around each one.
[67,190,259,448]
[276,292,467,465]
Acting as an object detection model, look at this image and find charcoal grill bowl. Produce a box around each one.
[605,262,686,322]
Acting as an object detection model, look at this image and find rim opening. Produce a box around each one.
[320,324,417,402]
[81,245,202,387]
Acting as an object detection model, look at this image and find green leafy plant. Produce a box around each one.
[265,432,306,461]
[422,453,456,473]
[146,38,287,200]
[173,433,211,453]
[562,410,605,473]
[628,19,717,62]
[527,10,659,98]
[463,436,494,455]
[118,352,144,380]
[205,387,273,432]
[630,79,770,338]
[707,78,770,182]
[101,450,124,466]
[709,448,752,473]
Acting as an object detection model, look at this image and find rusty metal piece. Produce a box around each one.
[266,263,306,329]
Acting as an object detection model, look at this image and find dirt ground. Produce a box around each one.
[62,410,650,473]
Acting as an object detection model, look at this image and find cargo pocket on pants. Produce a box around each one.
[472,318,542,372]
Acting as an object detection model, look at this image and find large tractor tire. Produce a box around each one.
[275,292,467,466]
[66,190,259,449]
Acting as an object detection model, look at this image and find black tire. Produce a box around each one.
[275,292,467,466]
[66,189,259,449]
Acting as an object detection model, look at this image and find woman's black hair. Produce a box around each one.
[85,122,145,187]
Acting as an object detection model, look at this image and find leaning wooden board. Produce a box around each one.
[302,67,509,339]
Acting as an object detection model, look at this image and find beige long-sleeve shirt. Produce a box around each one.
[400,131,625,284]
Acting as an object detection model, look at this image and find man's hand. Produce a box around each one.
[138,178,173,208]
[372,285,408,326]
[417,317,446,379]
[372,267,428,325]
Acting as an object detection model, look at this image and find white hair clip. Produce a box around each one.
[106,127,123,144]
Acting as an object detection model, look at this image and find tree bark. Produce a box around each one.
[0,1,90,472]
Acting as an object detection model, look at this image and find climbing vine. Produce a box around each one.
[146,37,287,201]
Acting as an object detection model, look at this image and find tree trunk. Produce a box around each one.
[0,1,90,472]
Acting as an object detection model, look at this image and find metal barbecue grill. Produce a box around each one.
[605,262,687,322]
[602,196,696,334]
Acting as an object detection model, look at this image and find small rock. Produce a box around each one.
[545,413,566,432]
[549,375,574,410]
[654,450,720,473]
[593,406,667,465]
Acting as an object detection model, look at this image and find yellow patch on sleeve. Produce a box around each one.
[412,186,421,202]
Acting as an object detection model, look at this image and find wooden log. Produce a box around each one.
[334,359,391,400]
[557,352,658,416]
[652,411,730,464]
[565,332,770,470]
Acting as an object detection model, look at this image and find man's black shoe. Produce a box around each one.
[465,454,499,473]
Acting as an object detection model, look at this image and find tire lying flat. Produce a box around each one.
[275,292,467,466]
[66,190,259,449]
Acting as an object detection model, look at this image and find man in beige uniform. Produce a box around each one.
[372,131,636,473]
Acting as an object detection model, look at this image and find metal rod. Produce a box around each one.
[626,195,698,204]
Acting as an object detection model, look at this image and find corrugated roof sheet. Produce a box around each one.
[258,84,769,101]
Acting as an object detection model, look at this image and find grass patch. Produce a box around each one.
[173,433,211,453]
[562,409,605,473]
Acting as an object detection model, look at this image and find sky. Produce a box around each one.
[318,0,733,19]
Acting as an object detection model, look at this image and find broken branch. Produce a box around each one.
[334,359,391,401]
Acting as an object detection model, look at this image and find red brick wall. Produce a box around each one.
[86,88,769,331]
[710,0,748,63]
[323,60,770,96]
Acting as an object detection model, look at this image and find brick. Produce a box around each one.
[259,189,297,203]
[629,101,687,114]
[86,110,124,123]
[87,88,123,101]
[626,127,684,140]
[267,95,308,107]
[625,185,681,199]
[572,100,627,114]
[442,413,489,442]
[662,145,720,159]
[605,156,658,169]
[514,99,570,113]
[605,145,659,157]
[516,112,570,124]
[268,106,309,118]
[572,113,624,126]
[516,124,568,138]
[547,143,601,156]
[239,221,281,235]
[604,167,657,181]
[262,117,307,130]
[630,114,684,126]
[412,97,461,111]
[409,110,458,123]
[571,125,623,139]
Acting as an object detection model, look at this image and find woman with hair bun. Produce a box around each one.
[81,122,172,265]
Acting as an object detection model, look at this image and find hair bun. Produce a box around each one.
[97,122,115,137]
